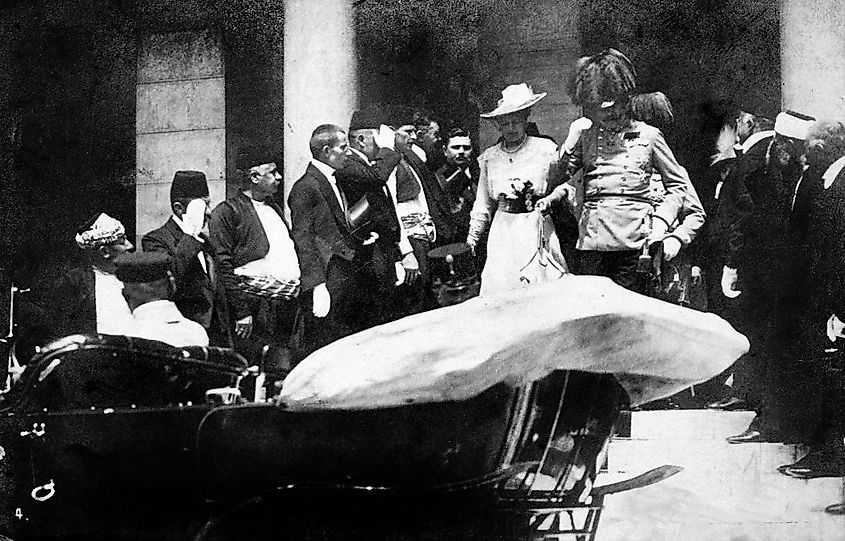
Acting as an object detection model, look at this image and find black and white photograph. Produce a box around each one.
[0,0,843,539]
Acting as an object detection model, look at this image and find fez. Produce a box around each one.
[235,145,277,172]
[170,170,209,202]
[349,106,388,131]
[387,105,418,128]
[114,252,172,283]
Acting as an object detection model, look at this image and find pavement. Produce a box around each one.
[595,410,845,541]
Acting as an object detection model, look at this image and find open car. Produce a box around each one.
[0,333,644,541]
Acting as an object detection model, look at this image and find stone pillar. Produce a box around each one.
[781,0,845,119]
[136,30,226,244]
[283,0,358,209]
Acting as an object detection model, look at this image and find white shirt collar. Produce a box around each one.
[741,130,775,154]
[350,148,372,165]
[171,214,193,236]
[823,156,845,189]
[310,158,337,182]
[411,144,427,162]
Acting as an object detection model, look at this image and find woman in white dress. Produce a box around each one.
[466,83,568,296]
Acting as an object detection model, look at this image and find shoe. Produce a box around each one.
[780,462,845,479]
[778,450,845,479]
[726,428,765,444]
[707,396,747,410]
[826,502,845,515]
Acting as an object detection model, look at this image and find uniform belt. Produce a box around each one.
[584,193,654,205]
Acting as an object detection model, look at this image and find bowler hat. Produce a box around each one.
[114,252,171,283]
[170,170,209,202]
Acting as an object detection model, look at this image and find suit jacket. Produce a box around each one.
[209,191,290,321]
[402,148,457,246]
[142,218,231,346]
[288,163,358,291]
[335,149,402,249]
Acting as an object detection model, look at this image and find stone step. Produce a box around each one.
[592,410,845,541]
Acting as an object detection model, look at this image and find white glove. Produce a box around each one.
[183,198,208,238]
[648,218,669,246]
[313,283,331,318]
[827,314,845,342]
[662,236,682,261]
[374,124,396,150]
[721,266,741,298]
[560,117,593,157]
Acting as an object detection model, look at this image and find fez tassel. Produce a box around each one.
[280,275,749,410]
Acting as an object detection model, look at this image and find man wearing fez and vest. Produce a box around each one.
[142,170,231,347]
[209,147,300,370]
[42,212,135,339]
[381,105,457,315]
[338,105,421,325]
[116,252,209,347]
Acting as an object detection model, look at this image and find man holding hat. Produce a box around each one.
[723,109,817,444]
[41,212,135,339]
[115,252,209,347]
[339,105,421,325]
[142,170,231,347]
[209,146,300,369]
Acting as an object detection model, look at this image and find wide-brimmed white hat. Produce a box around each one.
[481,83,547,118]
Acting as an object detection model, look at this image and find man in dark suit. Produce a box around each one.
[434,126,479,246]
[724,110,816,445]
[142,171,231,347]
[288,124,373,353]
[338,106,420,325]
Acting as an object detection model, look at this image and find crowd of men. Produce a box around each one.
[33,105,477,378]
[11,74,845,514]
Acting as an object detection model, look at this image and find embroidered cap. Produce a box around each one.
[75,213,127,249]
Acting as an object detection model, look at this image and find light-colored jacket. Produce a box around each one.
[551,120,691,251]
[127,300,209,347]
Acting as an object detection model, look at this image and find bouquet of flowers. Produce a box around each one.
[499,179,536,212]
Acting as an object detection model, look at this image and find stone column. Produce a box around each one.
[781,0,845,119]
[136,30,226,244]
[283,0,358,210]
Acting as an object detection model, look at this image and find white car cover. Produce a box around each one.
[280,275,748,410]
